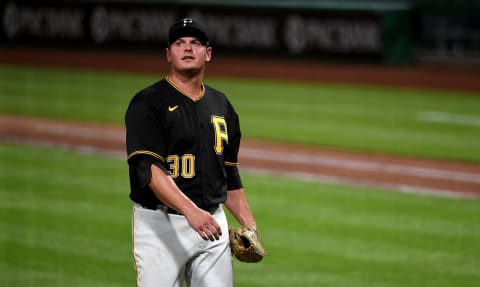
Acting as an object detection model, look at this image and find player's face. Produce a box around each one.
[167,37,212,73]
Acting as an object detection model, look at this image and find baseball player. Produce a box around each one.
[125,18,260,287]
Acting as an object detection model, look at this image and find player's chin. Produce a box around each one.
[181,59,202,67]
[177,63,203,73]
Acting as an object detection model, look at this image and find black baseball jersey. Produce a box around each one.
[125,78,243,211]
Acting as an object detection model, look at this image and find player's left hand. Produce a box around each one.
[229,226,265,263]
[184,207,222,241]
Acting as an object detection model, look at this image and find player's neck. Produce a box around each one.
[167,72,204,101]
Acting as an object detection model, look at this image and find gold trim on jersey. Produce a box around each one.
[127,150,165,162]
[132,206,140,287]
[224,161,239,166]
[166,77,205,101]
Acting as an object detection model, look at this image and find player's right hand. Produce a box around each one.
[184,207,222,241]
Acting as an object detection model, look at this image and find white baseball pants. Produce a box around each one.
[132,203,233,287]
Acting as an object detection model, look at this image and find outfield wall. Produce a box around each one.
[1,1,479,65]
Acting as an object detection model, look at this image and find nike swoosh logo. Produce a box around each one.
[168,105,179,112]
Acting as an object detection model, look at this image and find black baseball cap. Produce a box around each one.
[168,18,210,47]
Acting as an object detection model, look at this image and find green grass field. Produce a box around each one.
[1,64,480,286]
[1,143,479,287]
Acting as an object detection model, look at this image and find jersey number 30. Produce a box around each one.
[166,154,195,178]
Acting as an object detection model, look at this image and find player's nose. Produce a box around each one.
[184,42,193,51]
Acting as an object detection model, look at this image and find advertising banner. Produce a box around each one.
[1,1,412,64]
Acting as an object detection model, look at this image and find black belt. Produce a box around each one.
[141,204,218,215]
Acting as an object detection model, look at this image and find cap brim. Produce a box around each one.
[168,26,209,46]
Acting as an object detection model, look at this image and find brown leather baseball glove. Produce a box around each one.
[228,226,265,263]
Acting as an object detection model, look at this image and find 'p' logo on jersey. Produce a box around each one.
[211,115,228,155]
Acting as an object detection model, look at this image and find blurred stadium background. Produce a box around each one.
[1,0,480,64]
[1,1,480,286]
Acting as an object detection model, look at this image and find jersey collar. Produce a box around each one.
[166,77,205,101]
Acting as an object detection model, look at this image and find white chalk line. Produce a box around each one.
[241,167,480,199]
[239,148,480,184]
[418,111,480,127]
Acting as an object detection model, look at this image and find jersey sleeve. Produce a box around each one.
[125,100,166,165]
[224,102,243,190]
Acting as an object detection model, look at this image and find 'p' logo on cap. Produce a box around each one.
[183,18,193,26]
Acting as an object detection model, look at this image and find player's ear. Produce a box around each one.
[166,47,172,63]
[205,46,212,62]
